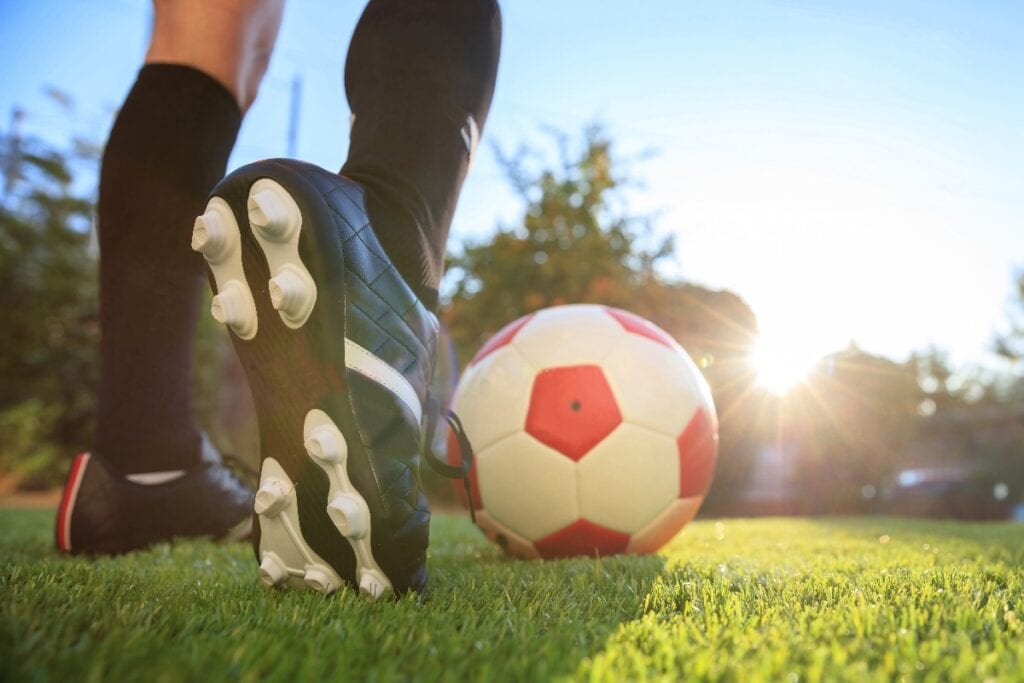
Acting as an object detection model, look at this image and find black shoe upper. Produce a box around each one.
[57,436,253,555]
[299,165,440,590]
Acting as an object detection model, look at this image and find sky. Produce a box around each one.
[1,0,1022,382]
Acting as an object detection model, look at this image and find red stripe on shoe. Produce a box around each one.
[55,453,90,553]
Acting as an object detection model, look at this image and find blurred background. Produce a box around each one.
[1,0,1021,520]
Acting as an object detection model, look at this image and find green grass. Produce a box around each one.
[1,511,1022,682]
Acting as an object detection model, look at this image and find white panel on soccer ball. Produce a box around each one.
[577,423,680,534]
[513,304,623,369]
[452,345,535,453]
[626,496,702,554]
[602,334,704,435]
[476,432,579,541]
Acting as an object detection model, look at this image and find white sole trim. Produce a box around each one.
[247,179,317,329]
[256,457,343,594]
[192,198,258,340]
[304,409,392,599]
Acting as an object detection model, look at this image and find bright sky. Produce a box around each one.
[2,0,1022,381]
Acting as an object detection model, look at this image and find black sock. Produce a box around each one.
[341,0,502,309]
[95,64,241,474]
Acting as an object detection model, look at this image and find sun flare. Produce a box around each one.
[752,338,816,395]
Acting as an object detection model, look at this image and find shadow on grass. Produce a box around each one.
[0,508,672,681]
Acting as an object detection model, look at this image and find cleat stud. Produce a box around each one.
[247,188,293,240]
[259,553,289,587]
[304,565,336,594]
[304,426,347,464]
[268,266,313,317]
[190,216,211,252]
[253,478,289,517]
[191,213,230,259]
[210,281,256,338]
[326,494,369,539]
[358,570,389,600]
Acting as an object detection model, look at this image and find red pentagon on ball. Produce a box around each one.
[603,307,676,349]
[678,407,718,498]
[534,518,631,559]
[469,313,536,367]
[525,365,622,461]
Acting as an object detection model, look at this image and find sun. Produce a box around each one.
[752,337,816,395]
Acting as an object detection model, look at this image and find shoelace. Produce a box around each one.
[422,402,478,523]
[221,452,259,490]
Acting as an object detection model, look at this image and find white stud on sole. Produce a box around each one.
[253,477,290,517]
[268,264,316,324]
[255,457,342,594]
[304,565,337,594]
[359,569,389,600]
[304,425,347,464]
[304,409,393,600]
[327,493,370,539]
[210,280,257,339]
[248,186,297,241]
[192,197,258,340]
[259,552,290,587]
[246,180,317,329]
[191,212,233,260]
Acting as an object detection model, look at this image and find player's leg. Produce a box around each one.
[191,0,501,596]
[341,0,502,309]
[55,0,285,555]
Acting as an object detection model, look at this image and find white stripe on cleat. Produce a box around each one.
[193,198,258,340]
[303,409,394,600]
[246,180,316,329]
[255,457,343,594]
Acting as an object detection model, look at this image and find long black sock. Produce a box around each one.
[95,64,241,474]
[341,0,502,310]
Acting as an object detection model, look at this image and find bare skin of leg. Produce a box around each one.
[146,0,286,112]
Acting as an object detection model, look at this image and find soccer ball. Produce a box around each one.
[447,304,718,559]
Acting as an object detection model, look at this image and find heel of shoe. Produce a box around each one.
[55,453,91,554]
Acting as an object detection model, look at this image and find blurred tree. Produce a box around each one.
[783,344,923,512]
[444,125,669,356]
[0,127,99,487]
[994,269,1024,364]
[440,126,761,511]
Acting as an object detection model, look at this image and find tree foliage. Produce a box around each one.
[0,130,99,486]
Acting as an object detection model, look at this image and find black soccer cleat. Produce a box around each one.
[55,436,254,555]
[191,159,459,598]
